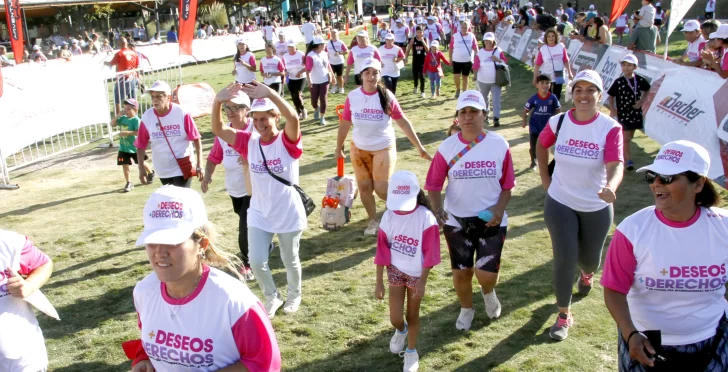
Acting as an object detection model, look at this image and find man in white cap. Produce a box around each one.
[134,80,205,188]
[345,31,382,86]
[675,20,706,67]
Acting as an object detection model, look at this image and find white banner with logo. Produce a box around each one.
[666,0,697,39]
[593,45,630,103]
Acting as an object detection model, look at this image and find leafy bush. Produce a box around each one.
[199,2,229,28]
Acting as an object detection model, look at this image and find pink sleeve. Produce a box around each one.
[500,51,507,63]
[342,98,352,121]
[471,37,477,51]
[722,55,728,71]
[134,122,150,149]
[421,225,441,267]
[258,61,264,72]
[373,49,382,61]
[232,302,282,372]
[699,42,706,53]
[341,43,348,52]
[424,151,448,191]
[249,54,257,67]
[282,133,303,159]
[599,229,637,294]
[18,237,50,276]
[232,131,252,159]
[473,55,481,70]
[535,51,544,66]
[397,49,405,58]
[499,149,516,190]
[346,52,354,65]
[604,126,624,163]
[388,97,404,120]
[374,229,391,266]
[305,55,314,70]
[277,60,285,72]
[538,123,557,148]
[207,138,223,165]
[449,35,455,50]
[562,50,569,63]
[184,114,201,141]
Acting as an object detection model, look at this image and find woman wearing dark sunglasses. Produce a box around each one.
[602,140,728,372]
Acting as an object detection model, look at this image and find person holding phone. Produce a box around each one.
[602,141,728,371]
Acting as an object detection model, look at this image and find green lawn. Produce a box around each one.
[0,30,710,371]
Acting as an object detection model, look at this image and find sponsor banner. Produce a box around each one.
[178,0,199,55]
[512,28,533,61]
[593,45,630,103]
[4,0,25,65]
[570,41,609,75]
[521,30,542,67]
[504,28,523,59]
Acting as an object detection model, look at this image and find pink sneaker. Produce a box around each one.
[549,312,574,341]
[239,266,255,281]
[578,271,593,295]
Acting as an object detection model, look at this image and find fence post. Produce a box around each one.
[0,149,19,190]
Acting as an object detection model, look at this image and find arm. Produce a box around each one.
[7,259,52,299]
[211,84,241,146]
[536,139,551,190]
[375,265,386,300]
[394,115,431,160]
[242,81,300,142]
[336,119,353,160]
[604,289,655,368]
[608,96,617,117]
[440,52,452,66]
[521,108,532,128]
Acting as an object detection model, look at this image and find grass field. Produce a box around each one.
[0,30,714,371]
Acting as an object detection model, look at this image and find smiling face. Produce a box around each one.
[650,173,703,214]
[684,30,700,43]
[571,81,601,113]
[224,105,249,128]
[146,238,202,284]
[361,67,381,91]
[237,43,248,53]
[252,110,280,138]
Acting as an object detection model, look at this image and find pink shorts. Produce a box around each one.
[615,26,627,34]
[387,265,420,288]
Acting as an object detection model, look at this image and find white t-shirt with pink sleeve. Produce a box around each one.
[342,87,404,151]
[390,24,410,44]
[601,206,728,345]
[232,131,306,233]
[305,50,330,84]
[346,45,382,75]
[282,50,306,81]
[474,47,507,84]
[234,52,257,84]
[535,44,569,80]
[374,207,441,278]
[424,132,516,228]
[449,32,478,63]
[135,104,202,179]
[685,36,706,63]
[0,230,50,372]
[538,110,623,212]
[259,56,285,85]
[326,40,348,65]
[207,120,256,198]
[378,45,406,77]
[133,265,281,371]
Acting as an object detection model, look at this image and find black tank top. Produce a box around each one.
[412,37,427,65]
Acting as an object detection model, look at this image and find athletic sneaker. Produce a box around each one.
[626,160,635,171]
[239,266,255,281]
[400,349,419,371]
[146,170,155,184]
[364,220,379,236]
[529,161,537,170]
[314,110,320,120]
[493,118,500,127]
[389,324,408,353]
[123,182,133,192]
[455,307,475,330]
[283,294,302,314]
[420,92,426,98]
[265,296,284,318]
[431,93,436,98]
[549,312,574,341]
[482,289,501,319]
[320,117,327,126]
[413,87,418,95]
[578,271,594,296]
[455,90,460,99]
[302,109,308,119]
[339,87,345,94]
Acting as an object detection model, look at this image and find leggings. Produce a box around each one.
[310,82,329,114]
[248,226,303,301]
[231,195,251,267]
[382,76,399,94]
[413,63,425,92]
[550,83,563,102]
[287,78,305,114]
[544,194,613,308]
[427,71,441,94]
[478,81,502,118]
[267,82,281,95]
[528,133,539,164]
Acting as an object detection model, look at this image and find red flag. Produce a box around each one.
[178,0,198,56]
[609,0,630,25]
[4,0,25,64]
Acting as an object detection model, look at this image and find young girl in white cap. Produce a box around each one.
[126,186,281,371]
[375,171,441,372]
[422,40,451,98]
[232,39,257,84]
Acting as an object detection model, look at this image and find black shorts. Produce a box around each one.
[444,224,507,273]
[267,82,281,93]
[619,117,644,132]
[354,73,362,86]
[452,61,473,76]
[654,19,663,26]
[331,63,344,77]
[117,151,147,165]
[160,176,192,188]
[395,42,407,48]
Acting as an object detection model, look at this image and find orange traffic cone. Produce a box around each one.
[327,30,331,39]
[345,22,349,35]
[364,23,368,31]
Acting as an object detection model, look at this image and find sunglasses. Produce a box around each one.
[644,171,681,185]
[223,105,247,113]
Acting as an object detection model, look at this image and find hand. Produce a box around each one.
[138,166,148,185]
[484,207,504,227]
[5,269,38,299]
[541,177,551,191]
[335,148,345,160]
[296,70,306,78]
[521,120,527,128]
[632,101,642,110]
[201,177,211,193]
[531,77,537,86]
[412,279,426,299]
[196,167,204,182]
[568,72,574,80]
[627,333,656,368]
[237,157,249,166]
[132,360,155,372]
[490,56,499,62]
[375,282,386,300]
[216,82,244,103]
[418,146,432,161]
[435,209,449,227]
[240,80,275,99]
[231,68,237,76]
[598,186,616,203]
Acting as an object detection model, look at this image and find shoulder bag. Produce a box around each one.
[258,141,315,216]
[155,113,197,180]
[547,113,566,177]
[547,45,565,84]
[493,48,511,87]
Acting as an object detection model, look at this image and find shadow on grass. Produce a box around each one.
[46,260,148,290]
[10,146,116,178]
[0,189,121,219]
[53,247,139,277]
[53,361,130,372]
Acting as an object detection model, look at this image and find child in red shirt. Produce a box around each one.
[422,40,451,98]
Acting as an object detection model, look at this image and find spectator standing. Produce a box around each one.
[706,0,716,19]
[565,2,575,23]
[675,20,705,67]
[105,38,139,115]
[472,32,507,127]
[166,26,178,43]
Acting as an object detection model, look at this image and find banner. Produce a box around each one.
[4,0,24,65]
[592,45,630,103]
[609,0,630,25]
[666,0,697,40]
[178,0,198,56]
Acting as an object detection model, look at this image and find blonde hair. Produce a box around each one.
[192,223,244,281]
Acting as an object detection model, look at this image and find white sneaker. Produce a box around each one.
[264,297,284,318]
[363,220,379,235]
[400,350,419,371]
[431,93,436,98]
[420,92,426,98]
[413,87,418,94]
[283,294,302,314]
[389,325,407,354]
[456,308,475,330]
[339,87,345,94]
[483,289,502,319]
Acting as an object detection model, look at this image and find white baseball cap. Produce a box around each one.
[229,91,251,107]
[286,39,296,47]
[570,69,604,92]
[386,171,420,211]
[396,18,404,23]
[356,31,368,37]
[385,33,395,40]
[709,24,728,40]
[456,90,487,111]
[682,20,700,32]
[235,37,247,45]
[483,32,496,41]
[146,80,172,95]
[637,140,710,176]
[431,40,440,47]
[136,186,209,246]
[312,36,325,44]
[358,58,382,74]
[588,4,595,9]
[249,98,277,112]
[278,30,286,36]
[620,54,638,66]
[427,16,436,21]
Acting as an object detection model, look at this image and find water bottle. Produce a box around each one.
[478,210,493,222]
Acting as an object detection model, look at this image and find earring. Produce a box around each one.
[199,251,206,260]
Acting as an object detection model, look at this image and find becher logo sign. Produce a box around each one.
[182,0,191,20]
[656,92,706,125]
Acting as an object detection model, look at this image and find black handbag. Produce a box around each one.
[258,142,315,216]
[450,214,500,238]
[547,113,566,177]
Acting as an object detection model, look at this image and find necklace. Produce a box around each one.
[169,274,203,319]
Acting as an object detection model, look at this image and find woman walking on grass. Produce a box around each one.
[305,36,335,125]
[282,40,308,119]
[472,32,507,127]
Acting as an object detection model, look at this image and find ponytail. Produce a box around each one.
[304,41,316,57]
[376,82,392,116]
[686,172,721,208]
[192,223,244,281]
[416,190,433,211]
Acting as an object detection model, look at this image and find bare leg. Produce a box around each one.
[389,284,407,332]
[474,268,498,294]
[405,286,422,350]
[357,179,377,221]
[122,164,130,182]
[452,268,474,308]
